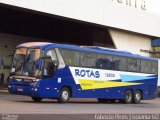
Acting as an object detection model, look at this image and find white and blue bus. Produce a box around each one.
[8,42,158,104]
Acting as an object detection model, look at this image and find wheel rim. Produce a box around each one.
[127,95,131,101]
[126,92,132,103]
[136,93,141,101]
[62,90,69,101]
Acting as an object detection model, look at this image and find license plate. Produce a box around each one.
[17,88,23,92]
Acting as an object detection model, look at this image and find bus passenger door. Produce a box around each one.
[43,49,59,77]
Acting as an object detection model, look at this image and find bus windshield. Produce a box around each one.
[11,48,42,77]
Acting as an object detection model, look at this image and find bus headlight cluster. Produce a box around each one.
[33,79,40,82]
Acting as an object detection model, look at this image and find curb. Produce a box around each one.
[0,89,8,93]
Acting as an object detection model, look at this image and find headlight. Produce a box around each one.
[33,79,40,82]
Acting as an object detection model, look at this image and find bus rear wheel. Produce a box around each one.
[58,87,70,103]
[133,90,142,104]
[124,90,133,104]
[31,97,42,102]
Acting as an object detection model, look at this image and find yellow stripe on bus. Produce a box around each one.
[79,79,143,90]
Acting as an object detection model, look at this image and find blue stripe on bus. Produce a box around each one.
[120,74,156,82]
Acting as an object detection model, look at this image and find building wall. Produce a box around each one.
[109,29,151,57]
[0,0,160,37]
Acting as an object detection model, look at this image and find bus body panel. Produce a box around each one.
[8,42,158,101]
[9,66,158,100]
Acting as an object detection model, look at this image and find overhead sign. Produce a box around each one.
[112,0,146,10]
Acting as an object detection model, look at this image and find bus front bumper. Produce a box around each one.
[8,85,59,99]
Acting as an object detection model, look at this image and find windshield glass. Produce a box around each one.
[11,48,42,77]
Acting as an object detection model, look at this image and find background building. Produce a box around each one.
[0,0,160,85]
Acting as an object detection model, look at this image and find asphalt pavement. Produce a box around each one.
[0,93,160,120]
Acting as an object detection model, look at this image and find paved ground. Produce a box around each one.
[0,93,160,120]
[0,93,160,114]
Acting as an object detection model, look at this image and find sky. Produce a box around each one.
[147,0,160,15]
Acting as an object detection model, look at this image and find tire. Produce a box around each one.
[124,90,133,104]
[31,97,42,102]
[58,87,70,103]
[133,90,142,104]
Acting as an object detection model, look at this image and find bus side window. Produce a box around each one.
[60,49,80,66]
[140,60,152,73]
[46,49,58,61]
[96,58,114,69]
[128,58,138,72]
[112,56,127,71]
[151,61,158,74]
[96,59,109,69]
[112,60,120,70]
[95,54,113,70]
[80,52,95,68]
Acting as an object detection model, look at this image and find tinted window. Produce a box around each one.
[95,54,112,69]
[127,58,140,72]
[59,48,157,74]
[60,49,80,66]
[151,61,158,74]
[140,60,152,73]
[46,49,58,61]
[80,52,95,67]
[112,56,127,71]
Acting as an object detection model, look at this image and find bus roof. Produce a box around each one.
[17,42,52,48]
[17,42,157,61]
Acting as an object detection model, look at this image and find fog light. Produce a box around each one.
[46,87,50,90]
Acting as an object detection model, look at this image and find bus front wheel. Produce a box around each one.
[31,97,42,102]
[58,87,70,103]
[124,90,133,104]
